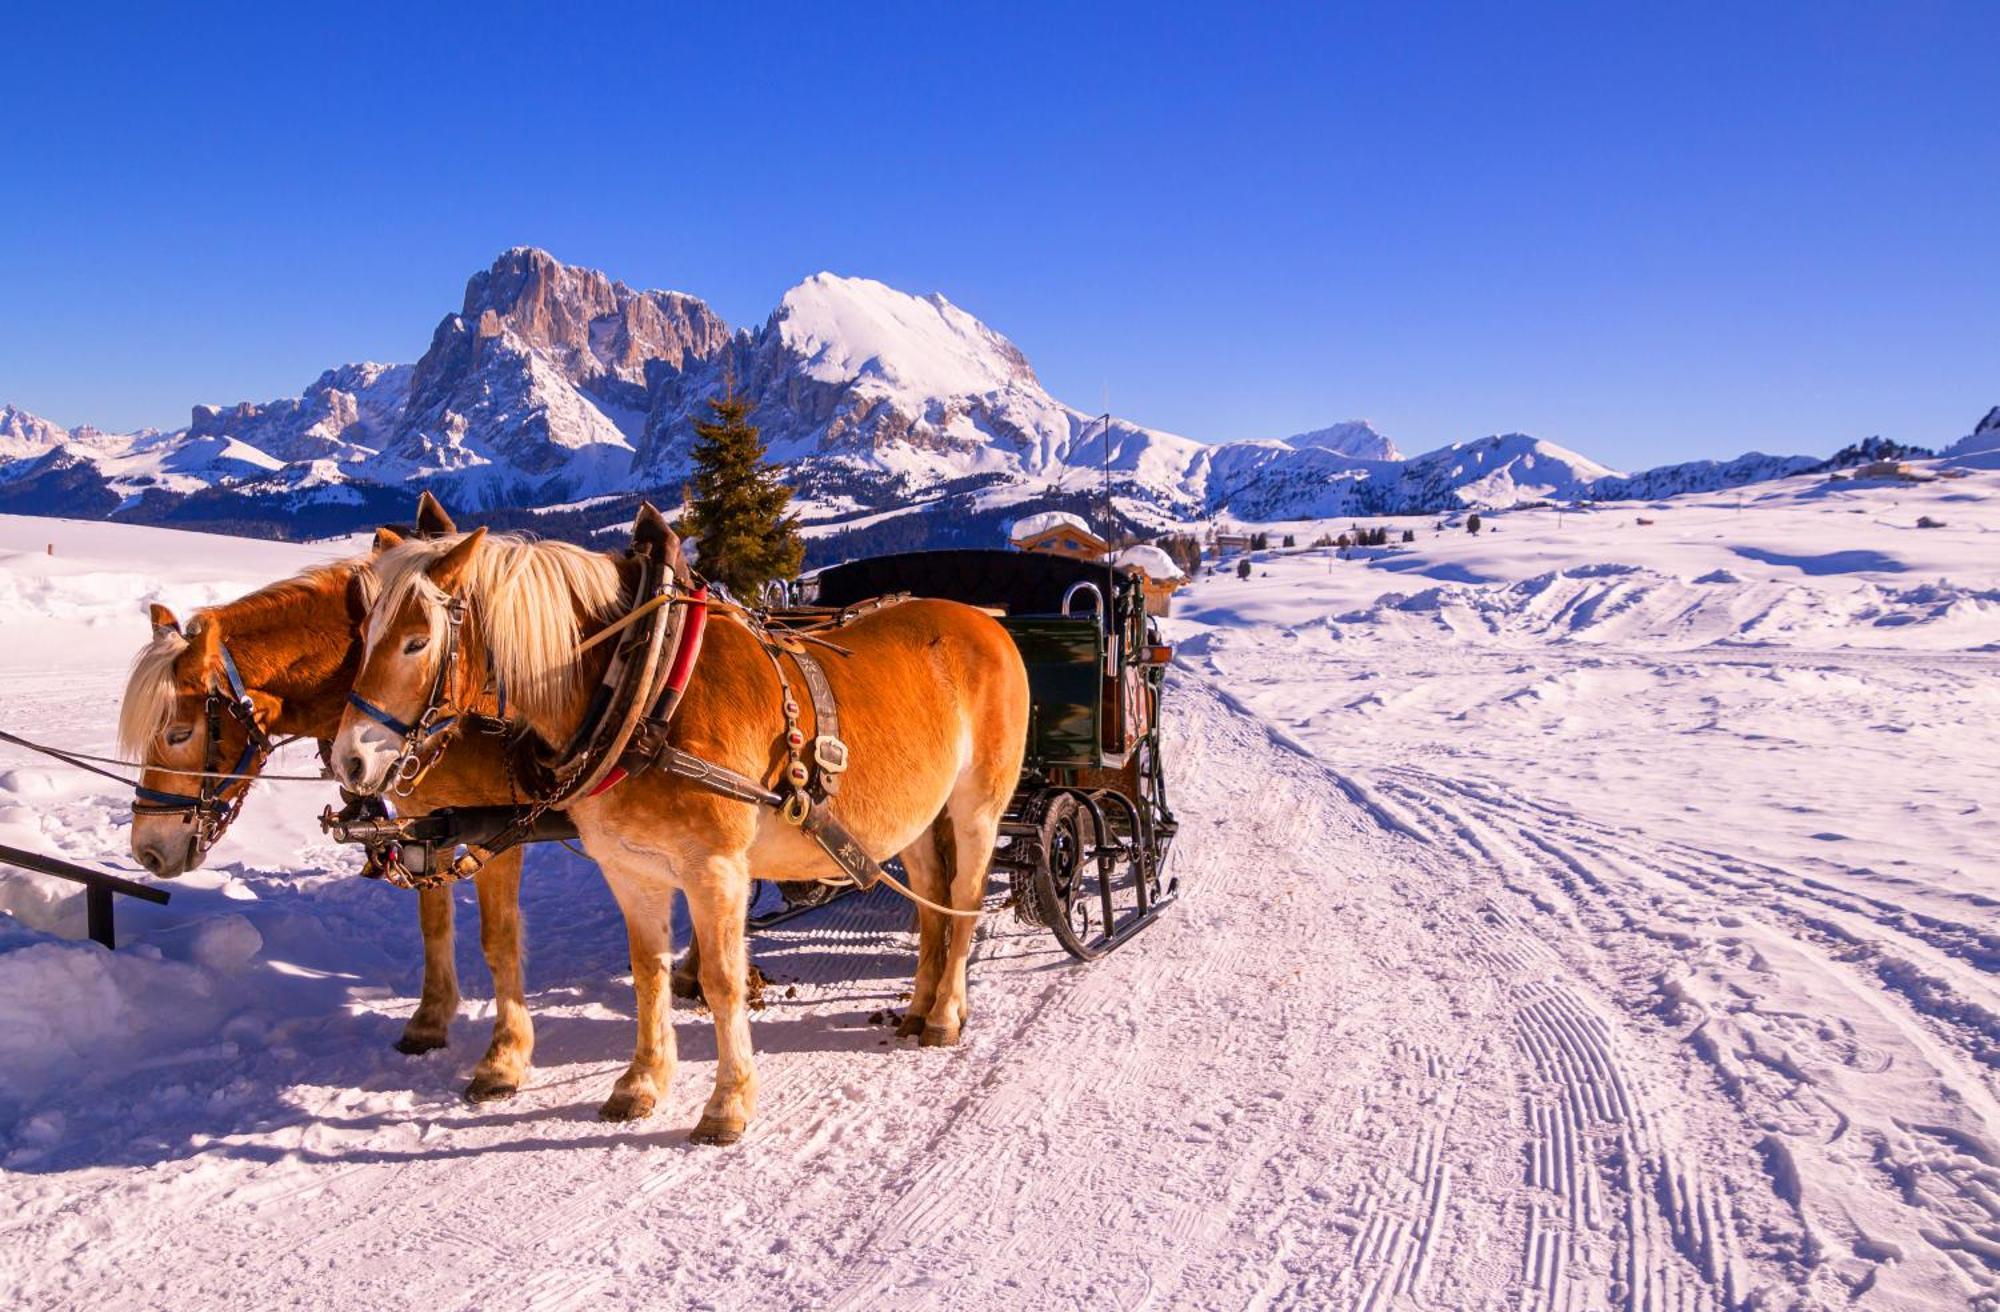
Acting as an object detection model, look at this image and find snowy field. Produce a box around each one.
[0,466,1996,1310]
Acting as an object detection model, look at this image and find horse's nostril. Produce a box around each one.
[137,848,162,874]
[344,755,368,788]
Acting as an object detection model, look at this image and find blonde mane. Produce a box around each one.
[367,533,626,722]
[118,628,192,757]
[117,556,373,758]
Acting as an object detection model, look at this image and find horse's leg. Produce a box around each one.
[465,850,532,1102]
[597,869,679,1122]
[669,889,703,1002]
[894,830,950,1040]
[397,884,459,1054]
[925,798,1004,1047]
[682,855,757,1145]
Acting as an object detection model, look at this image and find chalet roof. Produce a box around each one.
[1009,511,1098,542]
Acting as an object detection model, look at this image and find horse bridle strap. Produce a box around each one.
[352,594,478,795]
[131,635,273,854]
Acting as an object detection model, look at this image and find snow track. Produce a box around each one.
[1360,756,2000,1308]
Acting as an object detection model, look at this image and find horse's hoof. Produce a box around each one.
[598,1091,656,1122]
[463,1075,518,1104]
[670,972,704,1003]
[920,1024,961,1048]
[895,1013,928,1039]
[395,1032,448,1055]
[690,1115,744,1146]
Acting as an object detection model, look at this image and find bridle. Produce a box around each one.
[131,637,275,859]
[345,592,506,796]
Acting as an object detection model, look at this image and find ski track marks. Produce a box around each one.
[1362,749,2000,1309]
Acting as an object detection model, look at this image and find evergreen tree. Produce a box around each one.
[679,391,803,598]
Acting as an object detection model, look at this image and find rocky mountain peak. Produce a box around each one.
[460,247,730,385]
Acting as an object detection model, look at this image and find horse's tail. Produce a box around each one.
[931,808,963,901]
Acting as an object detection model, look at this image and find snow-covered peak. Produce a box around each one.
[1282,420,1402,462]
[775,273,1038,396]
[1396,433,1623,509]
[0,405,70,460]
[1948,405,2000,455]
[1943,405,2000,468]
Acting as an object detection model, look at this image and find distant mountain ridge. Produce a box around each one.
[1,249,1982,545]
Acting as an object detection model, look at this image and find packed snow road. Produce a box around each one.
[2,469,1997,1311]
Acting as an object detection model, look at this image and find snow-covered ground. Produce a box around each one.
[0,466,1995,1309]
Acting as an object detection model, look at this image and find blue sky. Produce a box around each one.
[3,2,1994,468]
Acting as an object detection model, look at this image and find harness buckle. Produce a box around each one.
[781,791,811,826]
[813,735,849,774]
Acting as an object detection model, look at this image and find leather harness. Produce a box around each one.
[131,626,275,860]
[326,518,896,894]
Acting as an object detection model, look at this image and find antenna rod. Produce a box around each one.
[1101,407,1115,658]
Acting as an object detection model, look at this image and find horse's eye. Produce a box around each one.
[167,726,194,746]
[403,635,431,655]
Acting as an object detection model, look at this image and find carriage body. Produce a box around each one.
[806,549,1180,957]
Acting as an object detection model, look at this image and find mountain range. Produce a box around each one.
[2,248,1990,554]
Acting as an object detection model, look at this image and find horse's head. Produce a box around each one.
[120,503,454,874]
[334,528,490,795]
[121,605,284,877]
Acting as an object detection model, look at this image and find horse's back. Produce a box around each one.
[826,596,1030,729]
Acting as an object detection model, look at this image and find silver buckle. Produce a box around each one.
[813,735,849,774]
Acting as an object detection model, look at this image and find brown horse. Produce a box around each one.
[332,529,1030,1143]
[117,511,537,1101]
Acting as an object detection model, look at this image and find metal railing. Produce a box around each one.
[0,843,171,949]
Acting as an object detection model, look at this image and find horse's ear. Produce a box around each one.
[428,528,487,592]
[632,501,673,558]
[149,603,181,638]
[631,501,692,586]
[186,618,222,677]
[372,526,405,555]
[415,491,457,537]
[345,570,373,624]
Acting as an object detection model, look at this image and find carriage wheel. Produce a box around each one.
[1041,791,1167,961]
[1028,794,1103,959]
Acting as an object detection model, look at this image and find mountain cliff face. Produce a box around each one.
[0,249,1965,537]
[187,363,411,466]
[377,248,732,506]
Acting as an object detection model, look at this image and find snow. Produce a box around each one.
[2,463,1998,1307]
[777,273,1035,396]
[1281,418,1403,461]
[1007,509,1092,541]
[1114,542,1184,581]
